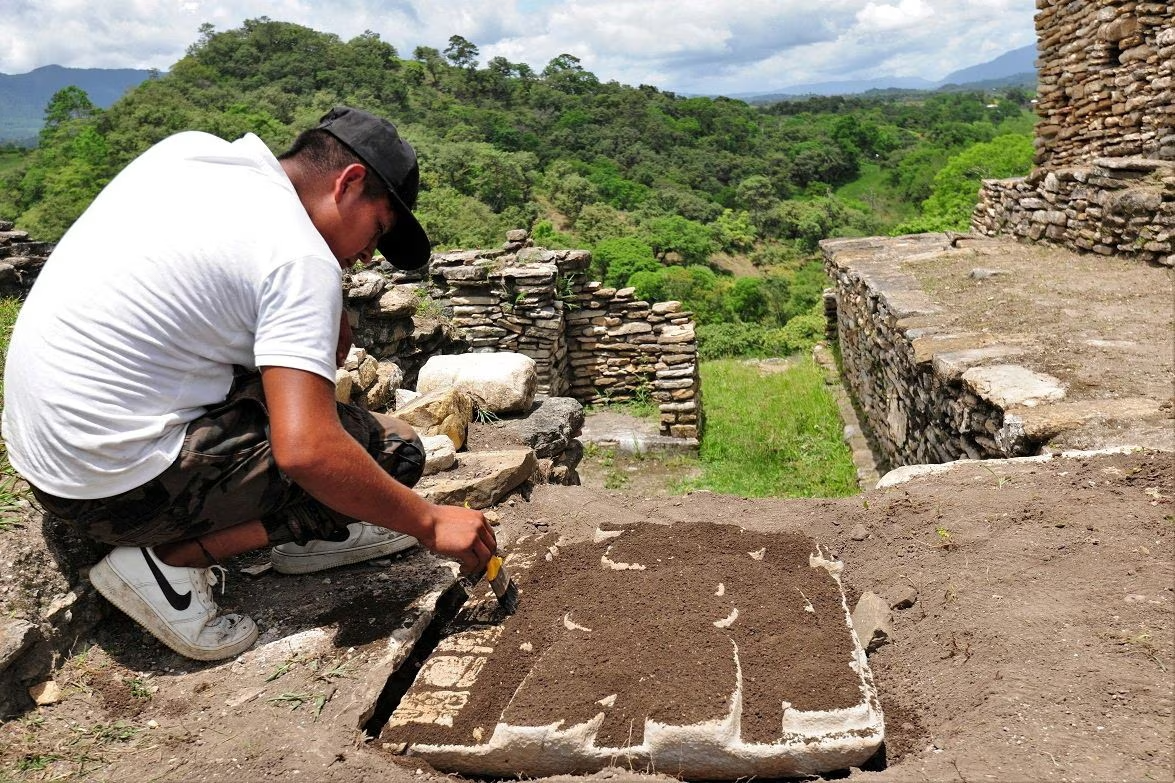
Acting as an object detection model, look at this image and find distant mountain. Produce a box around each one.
[0,65,154,145]
[736,44,1037,101]
[938,45,1037,86]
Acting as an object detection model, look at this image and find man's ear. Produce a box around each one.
[333,163,369,203]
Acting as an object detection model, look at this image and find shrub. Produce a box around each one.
[594,236,658,287]
[697,322,766,360]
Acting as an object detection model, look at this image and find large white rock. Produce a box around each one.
[417,353,538,414]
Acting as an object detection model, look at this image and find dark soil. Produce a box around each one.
[380,522,863,752]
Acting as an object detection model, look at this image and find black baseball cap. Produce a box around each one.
[315,106,431,270]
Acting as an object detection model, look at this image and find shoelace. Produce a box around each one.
[207,564,228,597]
[201,566,244,636]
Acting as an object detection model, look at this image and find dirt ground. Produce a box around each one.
[1,447,1171,782]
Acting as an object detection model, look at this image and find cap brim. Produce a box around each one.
[377,192,431,270]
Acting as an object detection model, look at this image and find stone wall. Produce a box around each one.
[973,158,1173,264]
[822,235,1023,470]
[823,232,1173,471]
[567,283,701,441]
[972,2,1174,266]
[355,231,702,442]
[0,220,52,299]
[1033,2,1172,168]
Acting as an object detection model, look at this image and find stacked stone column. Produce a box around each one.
[416,233,702,441]
[972,1,1173,267]
[566,285,700,439]
[427,243,593,398]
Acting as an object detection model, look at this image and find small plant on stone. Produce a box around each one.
[474,404,502,425]
[268,691,331,720]
[413,287,446,320]
[557,273,580,311]
[628,381,658,419]
[266,657,298,683]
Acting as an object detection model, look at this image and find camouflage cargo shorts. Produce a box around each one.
[32,371,425,548]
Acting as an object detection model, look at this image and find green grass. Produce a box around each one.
[0,296,21,404]
[835,161,918,229]
[0,296,29,527]
[679,356,859,498]
[0,148,27,177]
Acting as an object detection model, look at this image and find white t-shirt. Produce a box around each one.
[2,131,343,499]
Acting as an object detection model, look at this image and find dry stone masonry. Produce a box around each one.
[348,231,702,443]
[0,220,52,299]
[822,233,1173,471]
[823,235,1028,468]
[972,1,1174,266]
[827,0,1175,470]
[567,284,701,441]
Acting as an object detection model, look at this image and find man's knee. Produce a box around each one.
[372,413,425,488]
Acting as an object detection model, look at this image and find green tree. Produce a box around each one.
[714,208,757,252]
[544,167,599,226]
[640,215,715,265]
[542,53,599,94]
[726,277,768,322]
[895,133,1033,233]
[593,236,658,287]
[576,203,634,245]
[40,86,99,142]
[444,35,479,70]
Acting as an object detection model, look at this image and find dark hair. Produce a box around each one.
[279,129,387,202]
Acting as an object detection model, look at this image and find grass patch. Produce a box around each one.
[680,356,858,498]
[0,296,31,528]
[835,161,918,229]
[584,382,660,422]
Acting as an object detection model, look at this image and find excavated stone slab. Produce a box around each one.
[378,521,884,778]
[961,364,1066,408]
[415,449,537,509]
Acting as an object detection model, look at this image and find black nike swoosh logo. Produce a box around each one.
[141,548,193,611]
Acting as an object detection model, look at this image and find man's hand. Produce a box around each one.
[417,503,497,576]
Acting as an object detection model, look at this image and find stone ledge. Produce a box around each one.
[822,234,1174,467]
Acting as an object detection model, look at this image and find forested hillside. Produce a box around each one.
[0,65,155,145]
[0,19,1036,357]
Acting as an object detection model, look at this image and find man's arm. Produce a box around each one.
[260,365,496,575]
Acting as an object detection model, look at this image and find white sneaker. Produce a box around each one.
[270,522,418,575]
[89,546,258,661]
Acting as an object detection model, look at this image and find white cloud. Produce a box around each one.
[855,0,935,32]
[0,0,1037,95]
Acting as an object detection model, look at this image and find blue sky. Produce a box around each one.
[0,0,1037,96]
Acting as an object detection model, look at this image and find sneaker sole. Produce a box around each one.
[270,535,419,575]
[89,557,258,661]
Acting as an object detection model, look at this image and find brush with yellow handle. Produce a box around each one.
[460,552,520,614]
